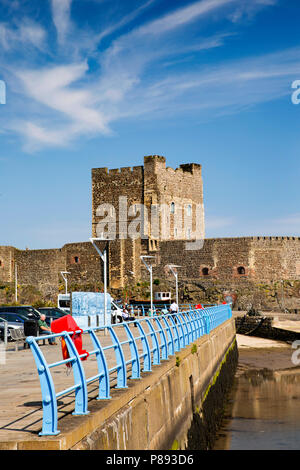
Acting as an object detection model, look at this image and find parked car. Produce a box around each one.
[36,307,67,325]
[0,306,41,321]
[0,314,26,341]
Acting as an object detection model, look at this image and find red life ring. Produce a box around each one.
[51,315,89,368]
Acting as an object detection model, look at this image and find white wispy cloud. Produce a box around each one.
[51,0,72,44]
[228,0,278,23]
[10,62,111,151]
[0,20,46,51]
[0,0,284,151]
[96,0,157,43]
[134,0,235,36]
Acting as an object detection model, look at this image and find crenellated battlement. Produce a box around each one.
[205,236,300,242]
[92,165,143,178]
[92,156,202,180]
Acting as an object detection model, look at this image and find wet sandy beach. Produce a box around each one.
[236,334,293,371]
[214,335,300,450]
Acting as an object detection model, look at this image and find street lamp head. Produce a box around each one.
[140,255,156,269]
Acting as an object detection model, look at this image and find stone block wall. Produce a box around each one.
[148,237,300,284]
[63,242,104,286]
[143,156,203,241]
[14,248,65,299]
[92,165,144,240]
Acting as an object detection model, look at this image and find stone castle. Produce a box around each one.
[1,155,300,310]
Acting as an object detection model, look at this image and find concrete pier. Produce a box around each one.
[0,318,236,450]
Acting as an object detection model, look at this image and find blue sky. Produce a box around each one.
[0,0,300,249]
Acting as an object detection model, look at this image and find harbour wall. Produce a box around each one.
[70,317,237,450]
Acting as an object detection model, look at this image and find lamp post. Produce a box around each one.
[167,264,181,307]
[15,263,18,303]
[90,238,109,330]
[140,255,155,315]
[60,271,70,295]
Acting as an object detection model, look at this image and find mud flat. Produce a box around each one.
[236,333,293,371]
[214,334,300,450]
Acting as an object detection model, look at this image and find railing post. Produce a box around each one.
[123,322,141,379]
[26,336,60,436]
[195,309,206,336]
[145,318,160,365]
[88,329,111,399]
[186,310,197,341]
[210,307,216,329]
[200,309,210,334]
[195,309,203,337]
[189,309,200,339]
[107,326,127,389]
[209,308,215,330]
[153,316,168,360]
[135,321,152,372]
[188,310,196,341]
[180,312,192,344]
[63,332,90,416]
[176,314,187,348]
[161,316,175,356]
[167,314,181,352]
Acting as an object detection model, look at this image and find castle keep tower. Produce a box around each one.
[91,155,204,288]
[1,153,300,310]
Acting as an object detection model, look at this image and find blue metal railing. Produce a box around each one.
[26,303,232,436]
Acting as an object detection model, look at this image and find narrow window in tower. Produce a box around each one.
[170,202,175,214]
[237,266,245,275]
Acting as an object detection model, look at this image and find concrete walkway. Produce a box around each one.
[0,326,139,448]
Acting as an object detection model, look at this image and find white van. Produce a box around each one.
[111,300,123,323]
[57,294,71,313]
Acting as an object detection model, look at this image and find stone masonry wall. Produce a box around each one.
[143,156,203,241]
[0,246,16,283]
[14,248,66,299]
[1,236,300,306]
[149,237,300,283]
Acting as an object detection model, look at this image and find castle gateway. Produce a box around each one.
[1,155,300,310]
